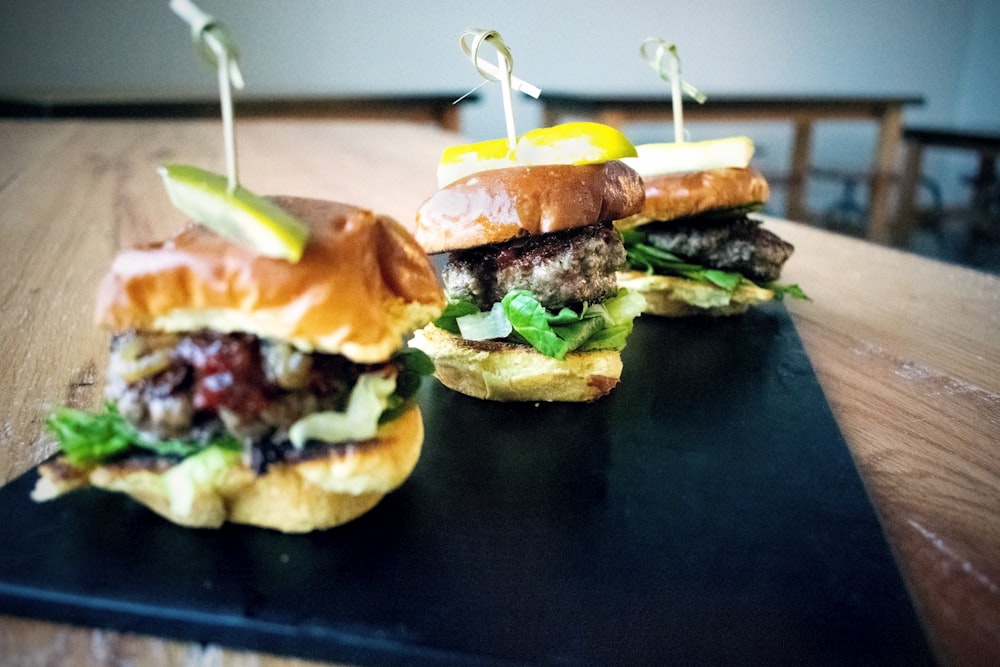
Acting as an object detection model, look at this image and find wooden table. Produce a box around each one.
[0,91,477,132]
[1,118,998,667]
[540,93,925,244]
[896,125,1000,247]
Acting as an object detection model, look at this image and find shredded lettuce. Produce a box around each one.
[288,372,396,448]
[286,347,436,447]
[621,228,809,301]
[456,302,513,340]
[434,288,644,360]
[163,445,242,518]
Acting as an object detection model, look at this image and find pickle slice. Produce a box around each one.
[621,136,755,178]
[159,164,309,262]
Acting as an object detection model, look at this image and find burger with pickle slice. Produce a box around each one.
[33,168,445,532]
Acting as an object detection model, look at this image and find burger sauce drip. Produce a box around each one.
[174,334,271,416]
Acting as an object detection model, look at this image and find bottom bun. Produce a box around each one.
[409,324,622,402]
[616,270,773,317]
[32,406,424,533]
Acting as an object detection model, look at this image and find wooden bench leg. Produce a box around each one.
[895,142,924,248]
[435,104,463,132]
[868,106,903,245]
[786,120,813,222]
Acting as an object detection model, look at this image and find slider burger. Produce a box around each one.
[32,166,445,532]
[617,137,806,316]
[409,122,647,402]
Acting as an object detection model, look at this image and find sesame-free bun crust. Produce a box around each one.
[414,161,644,253]
[409,324,622,402]
[95,197,445,363]
[32,406,425,533]
[617,167,769,230]
[616,269,774,317]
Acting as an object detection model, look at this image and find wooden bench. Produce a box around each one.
[540,93,924,244]
[0,92,477,132]
[896,125,1000,249]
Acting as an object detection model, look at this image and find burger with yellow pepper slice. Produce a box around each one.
[32,166,445,532]
[409,122,647,402]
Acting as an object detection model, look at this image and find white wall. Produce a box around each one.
[955,0,1000,127]
[2,0,996,213]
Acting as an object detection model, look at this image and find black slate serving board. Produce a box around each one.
[0,303,934,665]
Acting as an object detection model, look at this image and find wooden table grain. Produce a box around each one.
[1,119,998,667]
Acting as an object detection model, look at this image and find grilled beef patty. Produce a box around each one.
[104,330,392,448]
[441,221,627,311]
[643,216,794,283]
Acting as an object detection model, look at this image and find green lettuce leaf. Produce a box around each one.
[501,290,579,359]
[435,288,642,360]
[45,403,240,467]
[576,289,646,351]
[380,347,436,423]
[768,282,810,301]
[622,228,808,300]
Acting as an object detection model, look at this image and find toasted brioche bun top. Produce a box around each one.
[616,166,769,230]
[95,196,445,363]
[414,160,644,253]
